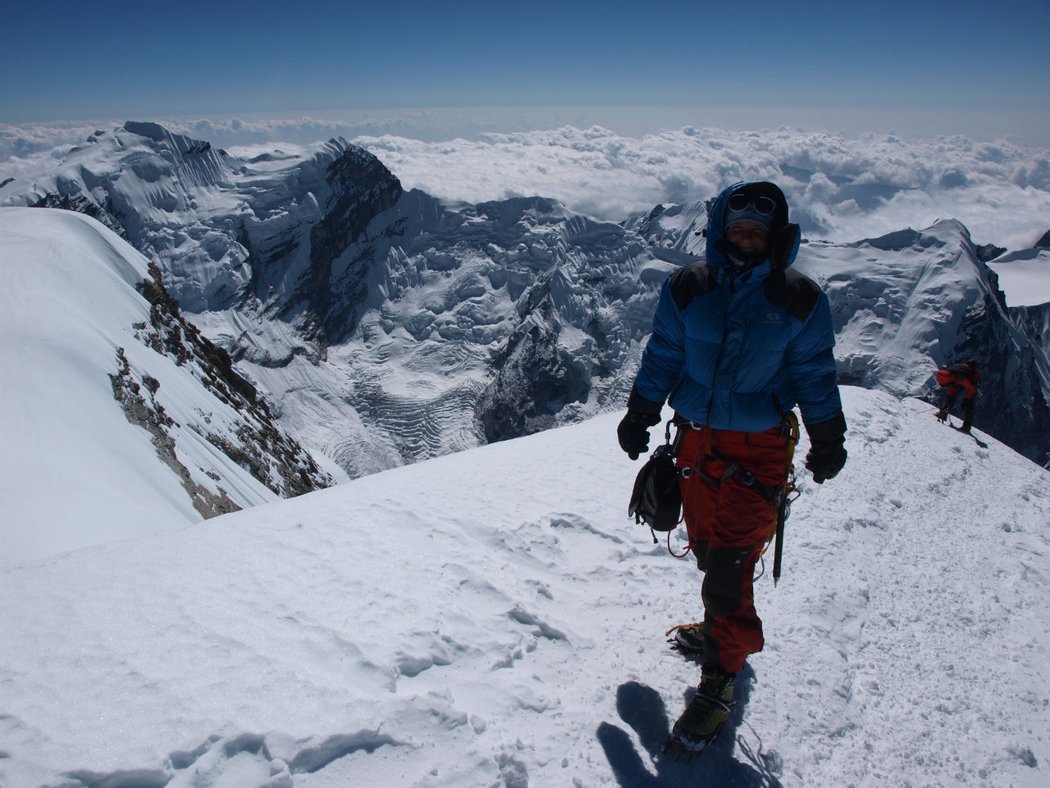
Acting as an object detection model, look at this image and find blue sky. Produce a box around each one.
[3,0,1049,142]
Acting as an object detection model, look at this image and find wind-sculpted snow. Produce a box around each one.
[1,389,1048,785]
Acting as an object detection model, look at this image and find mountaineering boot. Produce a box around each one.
[959,423,972,434]
[935,407,948,423]
[669,669,736,753]
[666,623,705,655]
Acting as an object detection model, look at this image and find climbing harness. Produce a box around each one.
[672,411,800,584]
[628,408,801,583]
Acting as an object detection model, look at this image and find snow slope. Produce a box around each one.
[1,387,1047,787]
[0,208,335,567]
[988,247,1050,308]
[0,208,201,562]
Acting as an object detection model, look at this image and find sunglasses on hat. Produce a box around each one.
[727,193,777,215]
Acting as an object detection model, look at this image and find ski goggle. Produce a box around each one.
[727,193,777,215]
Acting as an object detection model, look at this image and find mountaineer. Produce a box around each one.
[617,180,847,752]
[935,361,981,434]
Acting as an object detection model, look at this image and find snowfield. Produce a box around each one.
[1,388,1048,787]
[988,247,1050,308]
[0,208,205,561]
[0,208,339,568]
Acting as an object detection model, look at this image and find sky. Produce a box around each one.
[3,0,1050,143]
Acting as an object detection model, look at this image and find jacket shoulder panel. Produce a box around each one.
[668,262,716,311]
[764,268,821,323]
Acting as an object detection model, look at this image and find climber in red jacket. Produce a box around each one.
[935,361,981,433]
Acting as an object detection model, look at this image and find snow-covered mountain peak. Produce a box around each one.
[1,124,403,320]
[4,121,1050,480]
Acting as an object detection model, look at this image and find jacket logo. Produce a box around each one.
[764,311,784,323]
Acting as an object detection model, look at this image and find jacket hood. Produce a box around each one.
[706,180,799,271]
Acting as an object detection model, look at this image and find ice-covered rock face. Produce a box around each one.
[4,122,404,332]
[797,220,1050,462]
[263,192,670,477]
[5,123,1050,471]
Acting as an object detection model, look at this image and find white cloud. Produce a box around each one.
[3,118,1047,250]
[355,126,1050,250]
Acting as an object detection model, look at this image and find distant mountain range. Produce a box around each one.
[3,121,1048,512]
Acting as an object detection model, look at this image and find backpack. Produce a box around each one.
[627,444,682,532]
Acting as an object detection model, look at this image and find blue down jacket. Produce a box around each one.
[632,180,842,432]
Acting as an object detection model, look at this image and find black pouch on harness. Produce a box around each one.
[627,443,682,532]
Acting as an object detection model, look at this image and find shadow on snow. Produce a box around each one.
[597,666,783,787]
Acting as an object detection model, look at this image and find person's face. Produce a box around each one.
[725,221,770,255]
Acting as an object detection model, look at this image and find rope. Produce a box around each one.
[667,529,691,559]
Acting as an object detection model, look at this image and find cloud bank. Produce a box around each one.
[3,118,1048,250]
[356,126,1050,251]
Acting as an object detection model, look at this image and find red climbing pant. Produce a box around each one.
[676,424,789,674]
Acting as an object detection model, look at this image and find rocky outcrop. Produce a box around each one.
[110,346,240,519]
[975,242,1007,262]
[31,192,129,239]
[127,263,334,504]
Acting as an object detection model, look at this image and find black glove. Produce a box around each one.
[618,410,662,460]
[618,388,664,459]
[804,412,847,484]
[805,440,847,483]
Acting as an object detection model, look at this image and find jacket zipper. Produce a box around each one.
[703,266,737,421]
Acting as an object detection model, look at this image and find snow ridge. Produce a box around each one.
[0,208,336,565]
